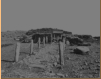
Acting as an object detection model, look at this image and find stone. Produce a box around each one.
[66,57,70,60]
[74,46,90,55]
[55,55,59,62]
[84,62,88,65]
[56,73,65,78]
[1,70,5,74]
[53,62,58,67]
[28,58,41,64]
[18,60,24,64]
[45,72,56,76]
[65,74,69,77]
[29,63,46,69]
[66,40,70,45]
[23,58,29,65]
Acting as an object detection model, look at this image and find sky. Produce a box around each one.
[1,0,100,36]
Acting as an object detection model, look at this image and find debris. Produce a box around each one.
[95,60,100,63]
[53,62,58,67]
[56,65,62,69]
[18,60,23,64]
[55,55,59,62]
[23,58,30,65]
[96,52,99,53]
[29,64,46,69]
[96,64,100,67]
[65,74,69,77]
[45,72,56,76]
[56,73,65,78]
[84,62,88,65]
[28,58,41,64]
[66,57,70,60]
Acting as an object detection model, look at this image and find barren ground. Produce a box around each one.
[1,39,100,78]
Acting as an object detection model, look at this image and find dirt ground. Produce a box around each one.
[1,41,100,78]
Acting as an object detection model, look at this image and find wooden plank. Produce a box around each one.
[15,42,20,62]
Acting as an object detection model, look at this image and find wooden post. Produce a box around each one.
[63,37,66,50]
[61,34,62,39]
[54,34,55,39]
[57,36,59,42]
[38,37,40,48]
[46,36,48,43]
[43,36,45,46]
[30,39,34,55]
[51,34,52,43]
[59,41,64,65]
[15,42,20,62]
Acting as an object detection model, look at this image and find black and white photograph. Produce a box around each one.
[1,0,100,78]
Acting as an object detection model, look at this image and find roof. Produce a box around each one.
[52,30,63,33]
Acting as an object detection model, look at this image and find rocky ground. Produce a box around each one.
[1,41,100,78]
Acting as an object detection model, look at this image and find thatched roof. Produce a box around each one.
[26,28,72,35]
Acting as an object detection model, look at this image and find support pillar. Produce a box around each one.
[43,36,45,46]
[46,36,48,43]
[63,37,66,50]
[51,34,52,43]
[38,37,40,48]
[61,34,62,39]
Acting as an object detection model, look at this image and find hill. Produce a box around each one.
[1,30,27,45]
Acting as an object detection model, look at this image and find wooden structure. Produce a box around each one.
[31,30,65,43]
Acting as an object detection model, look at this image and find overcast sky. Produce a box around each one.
[1,0,100,36]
